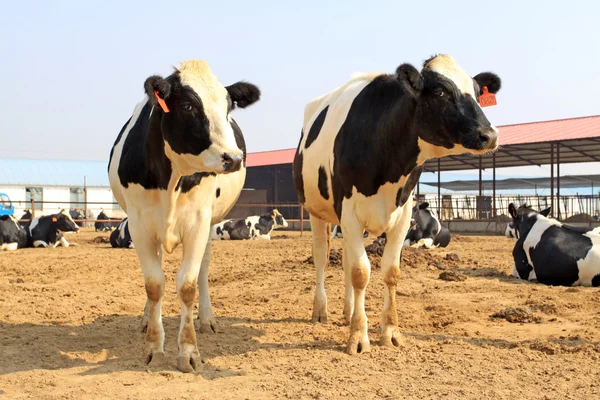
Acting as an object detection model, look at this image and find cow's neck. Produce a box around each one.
[145,107,174,189]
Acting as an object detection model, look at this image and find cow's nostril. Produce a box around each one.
[222,153,243,172]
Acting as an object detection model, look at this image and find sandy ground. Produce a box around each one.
[1,229,599,399]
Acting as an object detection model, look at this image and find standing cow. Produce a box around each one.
[108,60,260,372]
[293,54,501,354]
[509,203,600,286]
[211,209,288,240]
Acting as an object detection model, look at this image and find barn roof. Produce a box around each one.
[246,115,600,172]
[0,158,109,187]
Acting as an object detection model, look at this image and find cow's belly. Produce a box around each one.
[349,182,410,236]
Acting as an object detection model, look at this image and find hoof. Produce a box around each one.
[145,351,168,369]
[380,331,403,348]
[198,320,217,334]
[177,354,200,373]
[311,314,328,324]
[346,334,370,355]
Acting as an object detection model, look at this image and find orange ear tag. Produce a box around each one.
[52,217,57,222]
[154,91,170,113]
[479,86,497,107]
[271,214,275,219]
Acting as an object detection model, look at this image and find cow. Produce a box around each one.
[508,203,600,286]
[0,215,28,251]
[69,209,86,227]
[28,210,80,248]
[110,218,134,248]
[505,207,551,239]
[331,225,368,239]
[108,59,260,372]
[211,209,288,240]
[293,54,501,354]
[403,202,450,248]
[19,210,32,228]
[95,210,118,232]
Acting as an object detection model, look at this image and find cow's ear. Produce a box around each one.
[226,82,261,109]
[419,202,429,210]
[540,206,552,217]
[52,216,57,222]
[473,72,501,94]
[144,75,172,106]
[508,203,517,219]
[396,64,423,96]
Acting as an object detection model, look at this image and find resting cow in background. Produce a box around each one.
[95,210,119,232]
[110,218,134,248]
[505,206,551,240]
[69,209,86,227]
[211,209,288,240]
[294,54,501,354]
[108,59,260,372]
[28,210,80,248]
[0,215,28,251]
[403,202,450,248]
[19,210,32,229]
[509,203,600,286]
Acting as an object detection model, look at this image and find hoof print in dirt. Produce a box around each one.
[445,253,460,262]
[490,307,543,324]
[438,271,466,282]
[90,236,110,244]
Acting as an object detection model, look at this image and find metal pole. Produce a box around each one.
[550,143,554,217]
[557,142,561,220]
[273,167,278,204]
[492,153,496,218]
[84,176,88,218]
[437,159,441,218]
[478,157,483,219]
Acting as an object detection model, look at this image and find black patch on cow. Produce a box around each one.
[256,215,275,235]
[293,130,306,204]
[221,219,252,240]
[331,74,420,219]
[176,172,215,193]
[31,213,79,246]
[304,106,328,149]
[110,218,133,248]
[592,274,600,287]
[0,216,28,249]
[216,188,221,198]
[216,226,222,235]
[317,165,329,200]
[396,165,423,206]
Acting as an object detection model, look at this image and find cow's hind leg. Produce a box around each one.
[310,215,330,323]
[130,224,166,367]
[379,204,412,349]
[342,212,371,354]
[197,240,216,333]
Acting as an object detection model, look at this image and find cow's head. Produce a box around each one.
[504,221,516,239]
[271,209,289,229]
[144,60,260,175]
[53,210,80,233]
[396,54,501,158]
[508,203,551,240]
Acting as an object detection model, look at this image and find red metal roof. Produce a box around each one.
[246,115,600,170]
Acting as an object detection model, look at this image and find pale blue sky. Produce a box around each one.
[1,0,599,190]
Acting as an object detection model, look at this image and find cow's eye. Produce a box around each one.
[181,103,193,111]
[434,89,445,97]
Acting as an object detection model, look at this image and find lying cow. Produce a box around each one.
[509,203,600,286]
[403,202,450,248]
[211,209,288,240]
[28,210,80,248]
[19,210,32,228]
[110,218,134,248]
[0,215,28,251]
[95,210,119,232]
[69,209,86,227]
[294,54,501,353]
[505,207,550,239]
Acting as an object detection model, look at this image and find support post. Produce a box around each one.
[492,153,496,218]
[550,143,554,217]
[84,176,88,223]
[478,157,483,219]
[273,166,279,204]
[437,159,441,218]
[557,142,561,220]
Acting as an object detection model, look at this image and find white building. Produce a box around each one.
[0,158,125,219]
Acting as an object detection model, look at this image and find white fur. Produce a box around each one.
[1,242,18,251]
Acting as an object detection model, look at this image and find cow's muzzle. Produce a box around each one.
[222,153,243,173]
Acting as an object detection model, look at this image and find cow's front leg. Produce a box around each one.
[177,213,211,373]
[342,212,371,354]
[310,215,331,323]
[197,240,216,333]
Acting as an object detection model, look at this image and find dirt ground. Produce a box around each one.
[1,229,599,399]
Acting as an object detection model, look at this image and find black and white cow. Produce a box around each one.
[509,203,600,286]
[211,209,289,240]
[19,210,32,228]
[505,207,551,239]
[69,209,86,227]
[108,60,260,372]
[28,210,80,248]
[293,54,501,354]
[0,215,28,251]
[95,210,119,232]
[110,218,134,248]
[403,202,450,248]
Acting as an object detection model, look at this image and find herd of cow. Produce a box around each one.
[2,54,599,372]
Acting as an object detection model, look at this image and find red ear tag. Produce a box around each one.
[271,214,275,219]
[479,86,497,107]
[154,91,170,113]
[52,217,57,222]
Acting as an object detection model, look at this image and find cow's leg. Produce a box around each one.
[176,215,211,373]
[342,212,371,355]
[58,237,70,248]
[310,215,330,323]
[140,247,162,333]
[342,244,354,325]
[129,223,165,367]
[197,240,216,334]
[33,240,49,248]
[379,205,412,349]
